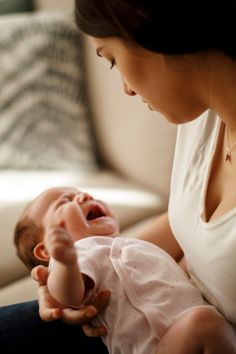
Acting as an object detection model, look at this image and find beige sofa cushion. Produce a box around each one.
[0,276,37,306]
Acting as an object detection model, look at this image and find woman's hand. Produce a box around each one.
[31,265,110,337]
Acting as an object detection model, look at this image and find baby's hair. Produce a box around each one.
[14,216,48,270]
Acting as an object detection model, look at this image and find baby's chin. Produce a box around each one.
[89,218,119,236]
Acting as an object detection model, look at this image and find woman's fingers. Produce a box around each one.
[32,265,60,321]
[82,323,107,337]
[60,289,110,334]
[60,288,110,324]
[31,265,49,284]
[87,288,111,313]
[61,305,97,324]
[61,305,107,337]
[32,264,111,335]
[37,282,63,321]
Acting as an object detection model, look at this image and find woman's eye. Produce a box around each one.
[110,60,116,70]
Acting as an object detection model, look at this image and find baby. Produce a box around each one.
[14,186,214,354]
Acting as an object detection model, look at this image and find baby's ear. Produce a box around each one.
[33,242,50,261]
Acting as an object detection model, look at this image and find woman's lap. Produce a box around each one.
[0,300,108,353]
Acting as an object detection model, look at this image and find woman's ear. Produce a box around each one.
[33,242,50,261]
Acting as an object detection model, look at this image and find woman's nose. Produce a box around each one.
[123,81,136,96]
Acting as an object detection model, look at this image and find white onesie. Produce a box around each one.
[74,236,209,354]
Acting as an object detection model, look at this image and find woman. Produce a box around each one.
[1,0,236,352]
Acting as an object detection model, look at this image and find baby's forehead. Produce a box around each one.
[27,187,80,218]
[39,186,82,205]
[42,186,80,198]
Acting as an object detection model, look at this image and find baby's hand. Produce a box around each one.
[45,223,77,265]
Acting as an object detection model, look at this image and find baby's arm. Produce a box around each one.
[45,224,86,308]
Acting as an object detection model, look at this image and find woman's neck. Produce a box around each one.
[206,51,236,133]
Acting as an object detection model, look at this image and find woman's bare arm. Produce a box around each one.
[136,211,183,262]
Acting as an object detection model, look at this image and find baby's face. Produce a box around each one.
[27,187,119,241]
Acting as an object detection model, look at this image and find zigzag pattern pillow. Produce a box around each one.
[0,11,99,171]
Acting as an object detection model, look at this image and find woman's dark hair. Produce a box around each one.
[75,0,236,57]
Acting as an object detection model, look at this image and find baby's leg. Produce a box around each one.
[155,307,236,354]
[45,224,77,265]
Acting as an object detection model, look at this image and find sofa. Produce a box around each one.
[0,9,177,306]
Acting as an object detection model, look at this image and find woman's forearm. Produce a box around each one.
[136,212,183,261]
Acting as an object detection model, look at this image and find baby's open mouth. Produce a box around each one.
[86,204,106,220]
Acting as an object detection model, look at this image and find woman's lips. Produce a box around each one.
[147,104,154,111]
[141,98,153,111]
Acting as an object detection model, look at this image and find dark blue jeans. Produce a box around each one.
[0,300,108,353]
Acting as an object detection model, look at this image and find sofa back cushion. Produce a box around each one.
[0,11,99,172]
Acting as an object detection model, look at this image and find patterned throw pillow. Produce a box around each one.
[0,11,99,171]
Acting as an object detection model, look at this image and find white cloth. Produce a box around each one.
[169,109,236,325]
[76,236,207,354]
